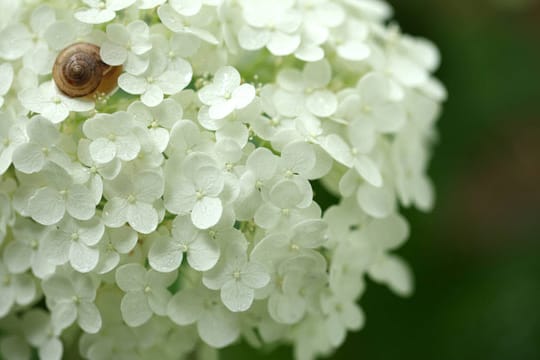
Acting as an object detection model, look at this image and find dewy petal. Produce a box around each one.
[197,306,240,348]
[303,59,332,89]
[195,166,224,196]
[191,197,223,230]
[120,290,152,327]
[89,138,117,164]
[269,180,303,209]
[221,281,254,312]
[306,90,338,117]
[167,289,203,325]
[208,99,235,120]
[102,197,129,228]
[241,262,270,289]
[232,84,255,109]
[170,0,202,16]
[267,32,301,56]
[157,69,192,94]
[100,41,128,66]
[237,26,270,51]
[149,236,183,272]
[356,183,394,219]
[358,72,389,105]
[213,66,241,94]
[141,84,164,107]
[0,63,13,95]
[107,0,137,11]
[66,184,96,221]
[353,155,383,188]
[77,303,102,334]
[0,24,33,60]
[12,143,46,174]
[70,242,99,273]
[75,8,116,24]
[28,188,65,226]
[127,202,158,234]
[115,263,146,291]
[187,235,220,271]
[118,73,147,94]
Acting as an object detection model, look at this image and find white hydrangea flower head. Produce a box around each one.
[0,0,445,358]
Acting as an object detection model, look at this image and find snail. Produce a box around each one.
[52,42,122,98]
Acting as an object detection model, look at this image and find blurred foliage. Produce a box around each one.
[222,0,540,359]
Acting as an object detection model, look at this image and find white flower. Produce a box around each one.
[94,226,138,274]
[118,50,192,107]
[320,291,365,347]
[22,309,63,360]
[138,0,166,10]
[102,169,164,234]
[82,111,141,164]
[203,240,269,312]
[251,219,327,262]
[254,179,309,230]
[75,0,137,24]
[167,287,241,348]
[0,23,33,60]
[128,98,183,153]
[41,269,102,333]
[23,163,96,226]
[0,63,13,108]
[0,112,26,175]
[164,153,225,229]
[0,261,37,317]
[157,3,219,44]
[41,215,104,273]
[115,263,176,327]
[3,216,55,279]
[11,116,66,174]
[100,21,152,75]
[331,18,371,61]
[149,215,220,272]
[274,60,338,118]
[19,81,94,124]
[238,0,302,56]
[198,66,255,120]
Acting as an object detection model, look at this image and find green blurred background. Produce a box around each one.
[223,0,540,358]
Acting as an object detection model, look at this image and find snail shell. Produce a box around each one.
[52,42,122,98]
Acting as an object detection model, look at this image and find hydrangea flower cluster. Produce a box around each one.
[0,0,445,359]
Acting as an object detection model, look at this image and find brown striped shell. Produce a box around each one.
[52,42,122,98]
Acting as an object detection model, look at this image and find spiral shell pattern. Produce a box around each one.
[53,43,110,98]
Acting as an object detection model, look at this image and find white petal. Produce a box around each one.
[306,90,337,117]
[89,138,117,164]
[77,301,102,333]
[221,281,253,312]
[149,237,183,272]
[121,290,152,327]
[187,235,220,271]
[191,197,223,229]
[115,263,146,291]
[69,243,99,273]
[127,202,158,234]
[100,41,128,66]
[356,183,394,218]
[267,32,300,56]
[28,188,65,225]
[167,289,203,325]
[353,155,382,187]
[141,84,164,107]
[75,8,116,24]
[118,73,147,94]
[66,184,96,221]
